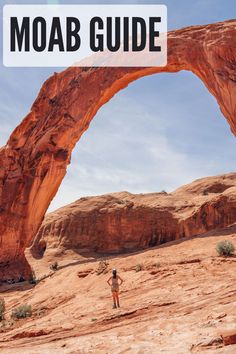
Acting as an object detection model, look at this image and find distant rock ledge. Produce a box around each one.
[31,173,236,256]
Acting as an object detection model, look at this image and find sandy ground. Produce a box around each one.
[0,225,236,353]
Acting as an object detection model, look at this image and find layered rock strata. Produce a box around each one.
[32,173,236,255]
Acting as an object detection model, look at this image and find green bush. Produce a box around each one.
[135,264,143,272]
[11,304,32,319]
[0,298,5,321]
[216,240,235,256]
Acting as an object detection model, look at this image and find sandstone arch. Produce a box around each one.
[0,20,235,279]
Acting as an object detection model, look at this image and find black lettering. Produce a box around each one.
[66,17,81,51]
[90,17,103,52]
[107,17,120,52]
[132,17,146,51]
[149,17,161,52]
[33,17,46,52]
[48,17,64,52]
[123,17,129,52]
[10,17,29,51]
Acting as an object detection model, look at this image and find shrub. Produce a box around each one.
[135,264,143,272]
[18,273,25,282]
[202,190,209,196]
[50,261,58,271]
[216,240,235,256]
[0,298,5,321]
[28,270,37,285]
[11,304,32,319]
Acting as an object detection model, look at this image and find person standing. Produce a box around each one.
[107,269,123,308]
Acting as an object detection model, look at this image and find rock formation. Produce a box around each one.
[1,223,236,353]
[221,330,236,346]
[0,20,235,279]
[32,173,236,255]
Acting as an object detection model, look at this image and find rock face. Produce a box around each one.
[0,20,235,279]
[32,173,236,255]
[221,330,236,346]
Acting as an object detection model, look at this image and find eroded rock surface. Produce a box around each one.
[0,20,235,278]
[32,173,236,255]
[1,227,236,353]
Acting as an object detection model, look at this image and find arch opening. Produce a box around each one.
[49,70,236,212]
[0,20,235,279]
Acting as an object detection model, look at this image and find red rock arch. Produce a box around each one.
[0,20,235,279]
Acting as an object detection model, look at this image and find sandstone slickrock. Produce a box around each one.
[31,173,236,255]
[0,20,235,278]
[1,227,236,353]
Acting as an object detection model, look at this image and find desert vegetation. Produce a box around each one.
[216,240,235,256]
[11,304,32,319]
[0,298,5,321]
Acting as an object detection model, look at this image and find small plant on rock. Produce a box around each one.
[216,240,235,257]
[11,304,32,319]
[0,298,5,321]
[161,190,168,194]
[135,264,143,272]
[28,270,37,285]
[50,261,58,271]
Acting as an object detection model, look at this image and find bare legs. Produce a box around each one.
[112,291,120,308]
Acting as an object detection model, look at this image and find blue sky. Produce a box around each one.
[0,0,235,211]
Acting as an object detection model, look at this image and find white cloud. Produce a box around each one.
[49,83,236,211]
